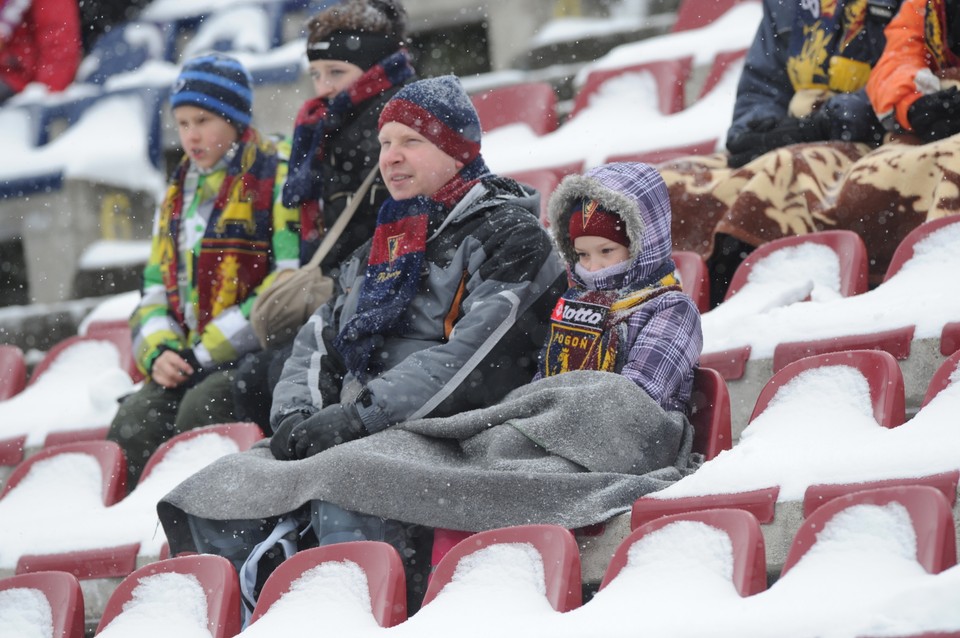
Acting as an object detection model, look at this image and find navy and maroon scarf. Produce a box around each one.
[282,49,415,256]
[335,156,492,380]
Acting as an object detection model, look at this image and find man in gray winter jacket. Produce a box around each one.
[268,75,566,461]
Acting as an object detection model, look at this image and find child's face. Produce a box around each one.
[173,105,239,170]
[573,235,630,272]
[309,59,364,99]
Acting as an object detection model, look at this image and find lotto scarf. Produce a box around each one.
[541,265,680,377]
[159,128,279,334]
[335,156,492,380]
[282,49,415,250]
[0,0,30,46]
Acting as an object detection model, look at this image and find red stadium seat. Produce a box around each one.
[471,82,558,136]
[771,325,915,375]
[689,366,731,460]
[883,215,960,283]
[1,440,127,505]
[921,349,960,408]
[95,555,242,637]
[781,485,957,577]
[699,345,751,381]
[750,350,905,427]
[503,168,560,224]
[632,485,779,530]
[673,250,710,313]
[571,57,693,118]
[138,422,265,483]
[603,508,766,596]
[248,541,407,628]
[28,335,126,386]
[0,343,27,400]
[604,140,719,166]
[0,570,85,638]
[671,0,757,32]
[85,319,143,383]
[725,230,869,302]
[421,524,582,612]
[802,471,959,519]
[942,321,960,356]
[695,48,748,100]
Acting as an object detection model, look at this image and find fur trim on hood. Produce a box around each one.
[546,162,673,281]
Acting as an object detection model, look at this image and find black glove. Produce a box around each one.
[270,403,368,461]
[727,113,831,168]
[317,325,346,406]
[907,86,960,143]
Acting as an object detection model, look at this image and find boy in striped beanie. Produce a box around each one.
[108,53,301,488]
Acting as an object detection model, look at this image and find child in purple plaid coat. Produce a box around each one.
[537,162,703,414]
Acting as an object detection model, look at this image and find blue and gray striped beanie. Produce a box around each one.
[170,53,253,131]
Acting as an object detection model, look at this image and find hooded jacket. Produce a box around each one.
[272,176,566,433]
[543,162,703,413]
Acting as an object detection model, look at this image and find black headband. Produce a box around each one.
[306,30,399,70]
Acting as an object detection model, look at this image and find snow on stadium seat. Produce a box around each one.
[421,524,582,612]
[883,215,960,283]
[471,81,558,136]
[28,335,122,386]
[138,422,265,483]
[0,343,26,401]
[673,250,710,313]
[1,440,127,506]
[724,230,869,302]
[0,570,85,638]
[248,541,407,629]
[694,48,748,101]
[671,0,757,32]
[15,423,263,581]
[921,349,960,410]
[570,57,693,118]
[85,319,143,383]
[749,350,905,428]
[781,485,957,578]
[603,508,766,596]
[701,230,869,379]
[95,555,241,637]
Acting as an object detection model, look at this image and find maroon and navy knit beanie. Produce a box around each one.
[567,199,631,248]
[170,53,253,131]
[378,75,482,163]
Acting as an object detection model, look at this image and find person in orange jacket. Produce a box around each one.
[867,0,960,142]
[0,0,81,104]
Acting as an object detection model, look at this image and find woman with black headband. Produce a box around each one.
[232,0,417,431]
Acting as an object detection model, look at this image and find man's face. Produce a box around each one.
[173,105,239,170]
[378,121,464,199]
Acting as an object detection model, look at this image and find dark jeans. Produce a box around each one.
[232,345,292,435]
[187,502,433,618]
[107,369,237,488]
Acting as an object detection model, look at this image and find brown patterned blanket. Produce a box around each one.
[660,137,960,283]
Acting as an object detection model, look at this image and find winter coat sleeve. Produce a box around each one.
[131,163,301,375]
[619,292,703,413]
[866,0,930,130]
[726,0,794,148]
[31,0,81,91]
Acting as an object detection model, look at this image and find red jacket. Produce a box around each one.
[0,0,80,93]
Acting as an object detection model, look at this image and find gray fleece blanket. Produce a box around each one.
[158,371,701,554]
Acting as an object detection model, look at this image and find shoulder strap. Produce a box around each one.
[305,166,381,269]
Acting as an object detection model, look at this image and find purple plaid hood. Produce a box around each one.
[546,162,673,283]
